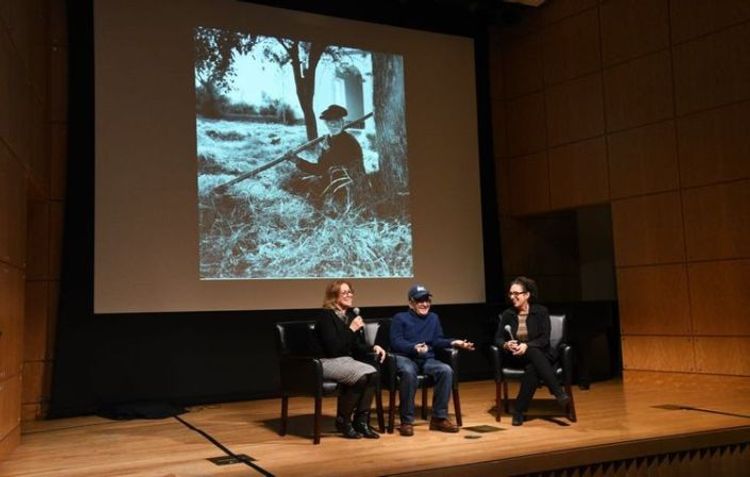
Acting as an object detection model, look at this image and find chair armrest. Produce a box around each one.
[559,343,574,385]
[489,345,503,380]
[378,353,397,391]
[279,356,323,395]
[435,347,460,387]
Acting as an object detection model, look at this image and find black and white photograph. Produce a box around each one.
[194,27,413,279]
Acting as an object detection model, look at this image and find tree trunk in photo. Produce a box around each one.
[372,54,407,202]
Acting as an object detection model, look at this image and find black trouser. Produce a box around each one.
[337,373,377,423]
[507,347,562,414]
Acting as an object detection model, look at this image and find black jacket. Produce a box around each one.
[495,304,554,358]
[315,308,370,359]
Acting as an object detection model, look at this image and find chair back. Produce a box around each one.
[549,314,566,349]
[363,320,380,347]
[371,317,393,350]
[276,320,318,356]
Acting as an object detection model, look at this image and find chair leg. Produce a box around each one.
[313,396,322,445]
[495,381,501,422]
[452,388,462,426]
[502,380,510,413]
[566,383,577,422]
[280,395,289,435]
[421,386,428,420]
[388,389,396,433]
[375,386,385,433]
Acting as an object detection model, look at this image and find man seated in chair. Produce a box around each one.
[390,285,475,436]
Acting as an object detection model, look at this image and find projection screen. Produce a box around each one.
[94,0,485,312]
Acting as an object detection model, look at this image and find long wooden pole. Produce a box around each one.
[212,112,373,194]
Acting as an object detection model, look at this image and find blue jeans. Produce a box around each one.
[395,355,453,423]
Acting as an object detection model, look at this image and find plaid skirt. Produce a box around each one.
[320,356,376,386]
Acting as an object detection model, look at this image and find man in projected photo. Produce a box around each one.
[390,285,475,436]
[291,104,368,210]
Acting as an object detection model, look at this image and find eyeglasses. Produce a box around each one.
[340,290,354,296]
[508,291,528,298]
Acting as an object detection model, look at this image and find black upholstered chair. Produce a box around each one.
[489,314,577,423]
[373,318,463,433]
[275,320,385,444]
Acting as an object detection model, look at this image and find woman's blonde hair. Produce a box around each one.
[322,279,354,309]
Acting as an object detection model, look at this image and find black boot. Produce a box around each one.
[336,386,362,439]
[353,411,380,439]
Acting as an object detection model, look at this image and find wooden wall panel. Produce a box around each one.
[694,337,750,375]
[506,93,547,157]
[543,9,601,85]
[600,0,669,66]
[0,427,21,464]
[621,336,695,372]
[21,361,47,410]
[48,45,67,123]
[608,120,679,198]
[603,50,674,132]
[670,0,750,44]
[508,152,550,215]
[24,281,48,362]
[673,23,750,116]
[548,137,609,209]
[677,101,750,188]
[611,192,686,266]
[50,124,67,201]
[545,73,605,146]
[49,201,63,280]
[0,151,27,267]
[491,99,508,159]
[502,33,544,99]
[0,374,21,440]
[538,0,598,26]
[682,180,750,261]
[0,265,23,381]
[25,200,48,280]
[689,260,750,336]
[617,264,691,335]
[495,156,511,216]
[0,27,10,143]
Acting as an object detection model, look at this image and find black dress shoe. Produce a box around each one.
[555,391,570,408]
[511,413,524,426]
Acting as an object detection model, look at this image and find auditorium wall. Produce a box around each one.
[490,0,750,377]
[0,0,65,460]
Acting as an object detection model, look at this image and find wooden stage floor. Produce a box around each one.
[2,371,749,476]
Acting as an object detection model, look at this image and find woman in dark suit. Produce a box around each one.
[316,280,386,439]
[495,276,570,426]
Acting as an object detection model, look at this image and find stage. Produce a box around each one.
[1,371,748,476]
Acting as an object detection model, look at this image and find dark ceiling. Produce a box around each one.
[240,0,536,36]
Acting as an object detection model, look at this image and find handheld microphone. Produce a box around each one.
[352,307,365,336]
[504,324,515,341]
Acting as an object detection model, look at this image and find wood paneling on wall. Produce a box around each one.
[611,192,686,267]
[545,73,604,146]
[616,264,691,336]
[607,120,679,198]
[689,260,750,336]
[1,0,62,461]
[492,4,750,376]
[682,180,750,261]
[548,137,608,209]
[603,50,674,132]
[677,101,750,188]
[600,0,669,66]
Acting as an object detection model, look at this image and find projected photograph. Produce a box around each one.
[194,27,412,279]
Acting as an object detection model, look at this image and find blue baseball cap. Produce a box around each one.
[408,284,432,301]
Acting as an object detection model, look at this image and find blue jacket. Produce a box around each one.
[390,309,453,359]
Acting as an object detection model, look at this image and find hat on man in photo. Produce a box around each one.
[319,104,348,120]
[408,284,432,301]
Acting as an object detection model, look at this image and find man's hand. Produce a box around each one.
[373,345,386,363]
[415,342,429,355]
[451,339,475,351]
